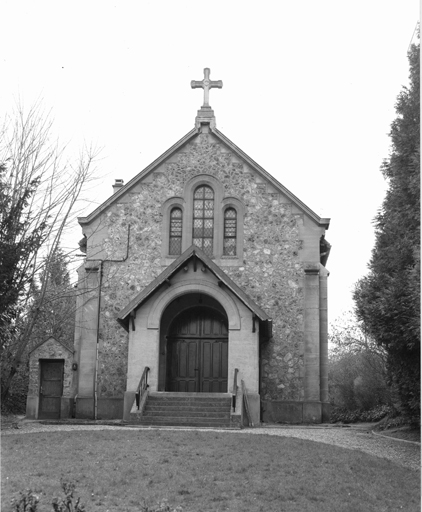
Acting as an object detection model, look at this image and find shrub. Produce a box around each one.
[328,312,393,422]
[52,480,85,512]
[141,500,183,512]
[330,404,397,424]
[10,482,183,512]
[1,355,29,414]
[10,482,85,512]
[10,490,40,512]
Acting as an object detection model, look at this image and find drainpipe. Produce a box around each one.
[88,226,131,420]
[72,394,78,418]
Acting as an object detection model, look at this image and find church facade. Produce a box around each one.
[43,70,331,424]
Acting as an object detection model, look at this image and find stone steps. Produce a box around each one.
[129,392,233,428]
[138,417,232,427]
[146,402,228,409]
[143,410,229,418]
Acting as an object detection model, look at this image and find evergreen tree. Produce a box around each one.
[0,163,47,352]
[30,248,76,348]
[1,248,75,412]
[354,39,420,422]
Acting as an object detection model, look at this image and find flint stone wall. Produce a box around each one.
[94,133,306,401]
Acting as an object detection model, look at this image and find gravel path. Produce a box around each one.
[2,422,420,472]
[245,427,421,472]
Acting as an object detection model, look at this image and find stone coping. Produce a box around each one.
[371,429,421,445]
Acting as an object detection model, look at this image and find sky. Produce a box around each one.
[1,0,419,324]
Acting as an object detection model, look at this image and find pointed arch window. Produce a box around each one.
[193,185,214,256]
[223,207,237,256]
[169,207,183,255]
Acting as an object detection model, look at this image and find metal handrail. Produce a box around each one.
[135,366,150,410]
[232,368,239,411]
[241,379,254,427]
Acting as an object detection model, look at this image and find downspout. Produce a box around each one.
[89,226,131,420]
[72,394,78,418]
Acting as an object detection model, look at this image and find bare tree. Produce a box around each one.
[329,312,391,413]
[0,102,98,403]
[329,312,388,365]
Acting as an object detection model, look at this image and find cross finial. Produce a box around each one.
[191,68,223,107]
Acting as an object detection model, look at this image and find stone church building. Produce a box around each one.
[27,69,331,425]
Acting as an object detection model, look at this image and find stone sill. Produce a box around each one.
[162,256,242,267]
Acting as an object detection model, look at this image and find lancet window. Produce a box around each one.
[192,185,214,256]
[223,208,237,256]
[169,207,183,255]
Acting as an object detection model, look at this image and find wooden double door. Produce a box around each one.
[166,307,228,393]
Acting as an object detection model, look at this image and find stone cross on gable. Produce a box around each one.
[191,68,223,107]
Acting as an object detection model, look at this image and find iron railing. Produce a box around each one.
[232,368,239,412]
[241,379,254,427]
[135,366,150,410]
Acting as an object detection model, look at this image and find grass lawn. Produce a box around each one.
[2,429,420,512]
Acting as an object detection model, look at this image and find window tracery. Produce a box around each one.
[162,175,244,265]
[192,185,214,256]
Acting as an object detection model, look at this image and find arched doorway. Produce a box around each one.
[166,306,228,393]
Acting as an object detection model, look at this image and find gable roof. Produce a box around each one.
[212,128,330,228]
[117,245,272,334]
[79,128,197,226]
[29,336,73,354]
[79,124,330,229]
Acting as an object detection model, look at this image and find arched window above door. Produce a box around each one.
[161,175,245,266]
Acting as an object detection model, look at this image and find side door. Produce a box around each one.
[39,360,64,419]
